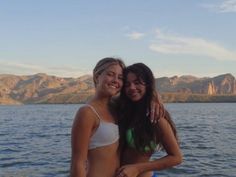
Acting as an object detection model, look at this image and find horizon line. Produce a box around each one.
[0,72,235,79]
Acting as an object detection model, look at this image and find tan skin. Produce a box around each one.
[70,64,123,177]
[116,73,182,177]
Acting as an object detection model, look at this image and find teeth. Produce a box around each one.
[109,84,118,89]
[130,93,137,97]
[110,86,117,89]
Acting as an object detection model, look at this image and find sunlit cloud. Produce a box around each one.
[149,29,236,61]
[152,69,224,78]
[126,31,145,40]
[0,61,43,72]
[201,0,236,13]
[0,60,90,77]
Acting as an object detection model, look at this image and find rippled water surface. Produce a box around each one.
[0,103,236,176]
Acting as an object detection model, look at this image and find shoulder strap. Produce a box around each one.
[85,104,101,120]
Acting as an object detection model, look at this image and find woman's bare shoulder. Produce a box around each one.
[157,117,172,131]
[73,105,96,126]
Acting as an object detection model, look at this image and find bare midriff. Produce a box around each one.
[87,141,119,177]
[122,148,153,177]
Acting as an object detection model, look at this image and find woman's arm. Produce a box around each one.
[116,118,182,177]
[139,118,182,171]
[70,107,95,177]
[155,116,182,168]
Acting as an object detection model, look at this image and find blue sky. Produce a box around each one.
[0,0,236,78]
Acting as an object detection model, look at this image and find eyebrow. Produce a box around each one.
[107,70,123,76]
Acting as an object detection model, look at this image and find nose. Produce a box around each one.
[113,75,119,82]
[112,75,121,85]
[128,83,136,90]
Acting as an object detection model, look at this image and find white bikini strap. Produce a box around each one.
[86,104,101,120]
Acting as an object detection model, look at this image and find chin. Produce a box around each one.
[108,90,120,96]
[129,97,141,102]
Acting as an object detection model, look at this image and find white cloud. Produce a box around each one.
[126,31,145,40]
[201,0,236,13]
[149,29,236,61]
[0,60,90,77]
[0,61,43,72]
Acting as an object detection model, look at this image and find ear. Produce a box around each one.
[94,74,100,86]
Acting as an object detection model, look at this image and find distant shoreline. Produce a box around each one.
[1,93,236,105]
[160,93,236,103]
[1,73,235,105]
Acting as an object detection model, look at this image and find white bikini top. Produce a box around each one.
[85,104,119,150]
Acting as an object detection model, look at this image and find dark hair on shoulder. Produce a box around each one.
[119,63,178,152]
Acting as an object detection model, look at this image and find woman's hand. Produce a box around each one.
[148,93,165,124]
[116,164,140,177]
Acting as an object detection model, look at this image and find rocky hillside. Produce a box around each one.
[156,73,236,95]
[0,73,235,104]
[0,73,94,104]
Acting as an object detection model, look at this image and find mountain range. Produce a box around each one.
[0,73,236,105]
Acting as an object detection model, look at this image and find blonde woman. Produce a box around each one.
[70,57,125,177]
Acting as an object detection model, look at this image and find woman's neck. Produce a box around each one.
[91,94,111,107]
[132,97,146,108]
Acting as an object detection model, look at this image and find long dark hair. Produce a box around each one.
[119,63,178,153]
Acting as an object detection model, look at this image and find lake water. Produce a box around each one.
[0,103,235,177]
